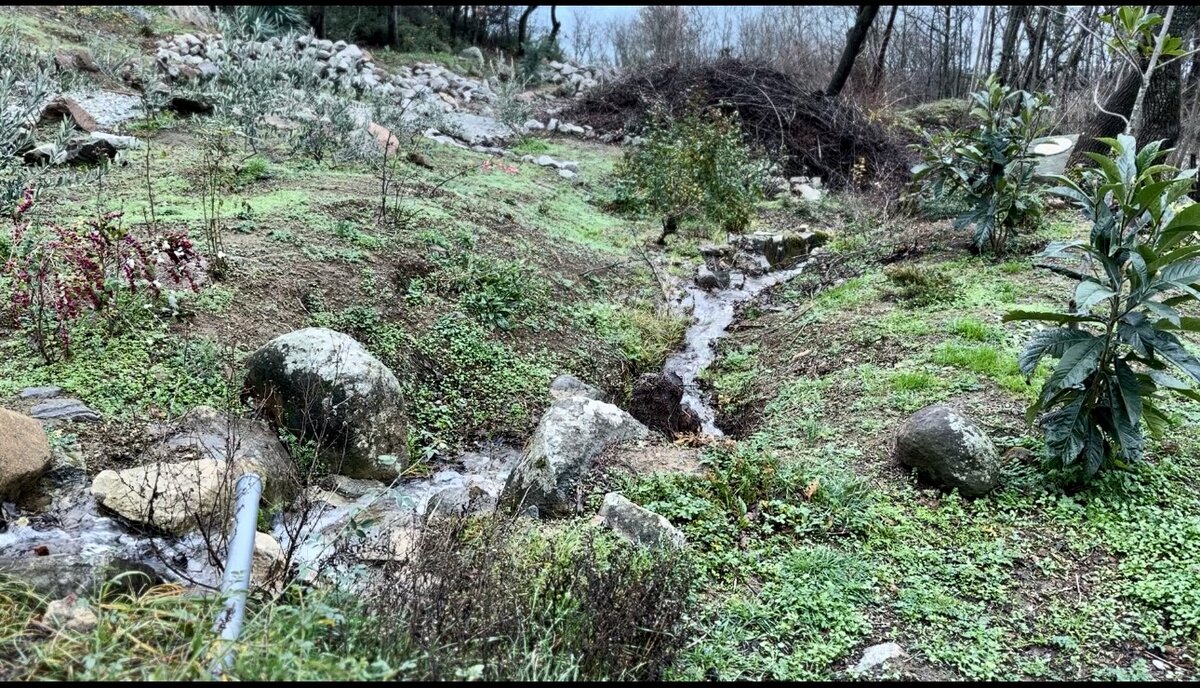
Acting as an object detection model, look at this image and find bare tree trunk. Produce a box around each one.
[549,5,562,44]
[826,5,881,97]
[386,6,398,47]
[870,5,898,90]
[516,5,537,55]
[1128,5,1176,136]
[996,5,1027,85]
[1070,5,1200,167]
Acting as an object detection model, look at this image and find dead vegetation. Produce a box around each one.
[568,58,912,190]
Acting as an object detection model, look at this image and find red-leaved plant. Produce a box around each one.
[3,189,204,362]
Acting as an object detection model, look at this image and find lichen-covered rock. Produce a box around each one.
[243,327,408,481]
[0,409,51,499]
[500,397,648,517]
[43,594,98,634]
[894,405,1000,497]
[599,492,685,548]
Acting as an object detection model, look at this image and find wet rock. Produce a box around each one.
[317,474,387,499]
[19,386,62,399]
[91,458,263,534]
[549,374,604,401]
[37,96,97,133]
[500,397,648,517]
[30,398,101,423]
[43,594,97,633]
[851,642,904,674]
[0,409,52,499]
[695,265,730,290]
[895,405,1000,497]
[599,492,685,548]
[252,531,284,587]
[243,327,409,481]
[629,372,702,436]
[0,555,159,599]
[730,232,823,270]
[145,406,297,503]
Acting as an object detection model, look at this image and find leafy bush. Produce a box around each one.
[1006,135,1200,478]
[614,108,769,241]
[3,202,203,362]
[576,301,688,374]
[911,75,1051,255]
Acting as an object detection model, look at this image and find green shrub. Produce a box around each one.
[910,75,1051,255]
[883,264,957,306]
[1006,135,1200,479]
[614,108,769,241]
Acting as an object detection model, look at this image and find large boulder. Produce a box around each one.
[243,328,408,481]
[0,409,51,499]
[500,397,649,517]
[629,372,701,436]
[90,406,297,535]
[894,405,1000,497]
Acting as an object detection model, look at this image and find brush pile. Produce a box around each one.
[568,58,911,190]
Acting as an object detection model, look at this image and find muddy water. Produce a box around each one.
[663,259,814,435]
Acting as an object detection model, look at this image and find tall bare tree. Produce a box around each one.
[826,5,880,96]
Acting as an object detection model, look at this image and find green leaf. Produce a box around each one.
[1151,329,1200,383]
[1038,337,1104,405]
[1018,328,1097,377]
[1075,280,1118,311]
[1043,392,1090,466]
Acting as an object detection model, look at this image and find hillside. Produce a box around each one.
[2,5,1200,683]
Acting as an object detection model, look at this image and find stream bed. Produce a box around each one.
[663,258,815,435]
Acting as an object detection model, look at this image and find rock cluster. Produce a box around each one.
[697,230,828,284]
[541,59,610,97]
[154,33,497,113]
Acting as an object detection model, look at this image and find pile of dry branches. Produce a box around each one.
[568,58,912,190]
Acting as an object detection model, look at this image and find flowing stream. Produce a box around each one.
[1,253,811,588]
[663,259,814,435]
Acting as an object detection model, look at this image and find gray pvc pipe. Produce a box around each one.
[210,472,263,678]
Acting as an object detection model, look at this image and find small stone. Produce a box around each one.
[895,406,1000,497]
[30,398,101,423]
[558,168,577,179]
[43,595,98,634]
[795,183,822,202]
[851,642,904,674]
[599,493,686,549]
[19,386,62,399]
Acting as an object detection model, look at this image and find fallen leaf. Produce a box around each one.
[803,479,820,500]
